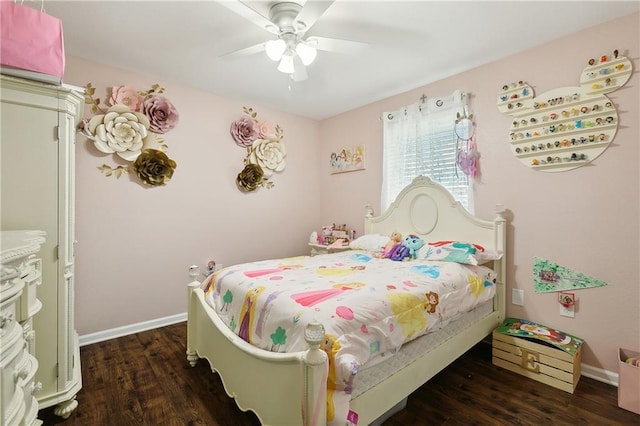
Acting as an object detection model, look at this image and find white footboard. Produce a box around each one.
[186,267,328,426]
[184,176,508,425]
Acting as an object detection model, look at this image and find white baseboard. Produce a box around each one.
[79,312,187,347]
[582,362,619,387]
[79,313,620,389]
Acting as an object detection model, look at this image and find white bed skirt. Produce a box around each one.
[352,300,493,399]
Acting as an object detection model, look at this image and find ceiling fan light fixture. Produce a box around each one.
[277,53,295,74]
[265,39,286,61]
[295,41,317,66]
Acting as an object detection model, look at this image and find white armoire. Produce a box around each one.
[1,74,83,419]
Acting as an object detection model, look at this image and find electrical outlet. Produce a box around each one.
[560,304,575,318]
[512,289,524,306]
[559,292,576,318]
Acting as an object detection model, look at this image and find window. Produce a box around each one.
[381,90,473,213]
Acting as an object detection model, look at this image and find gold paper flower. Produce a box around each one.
[133,149,177,186]
[236,163,265,192]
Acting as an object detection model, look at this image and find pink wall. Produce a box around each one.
[319,13,639,373]
[64,57,322,335]
[66,13,638,374]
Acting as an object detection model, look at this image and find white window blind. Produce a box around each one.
[381,90,473,213]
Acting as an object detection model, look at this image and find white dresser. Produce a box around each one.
[1,230,46,426]
[1,74,83,419]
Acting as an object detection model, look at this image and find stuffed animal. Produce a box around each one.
[374,231,402,258]
[389,234,425,261]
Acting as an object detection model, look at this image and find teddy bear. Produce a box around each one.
[374,231,402,258]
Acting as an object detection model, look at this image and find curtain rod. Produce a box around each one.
[380,91,470,121]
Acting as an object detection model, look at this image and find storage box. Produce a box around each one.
[618,347,640,414]
[492,318,584,394]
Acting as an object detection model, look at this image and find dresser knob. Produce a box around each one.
[14,367,28,383]
[31,381,43,394]
[0,313,14,329]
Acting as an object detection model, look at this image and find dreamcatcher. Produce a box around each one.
[454,109,479,178]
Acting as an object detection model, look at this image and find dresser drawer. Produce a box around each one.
[0,290,21,348]
[1,230,46,425]
[2,385,26,426]
[19,257,42,321]
[15,351,40,426]
[1,330,29,426]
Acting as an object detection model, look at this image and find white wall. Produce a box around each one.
[318,13,639,374]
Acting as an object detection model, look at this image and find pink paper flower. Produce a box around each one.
[143,95,180,134]
[230,115,258,148]
[110,86,144,111]
[257,120,275,138]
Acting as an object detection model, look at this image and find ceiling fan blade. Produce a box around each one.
[291,56,308,82]
[219,0,279,34]
[308,36,368,54]
[293,0,334,32]
[220,42,266,58]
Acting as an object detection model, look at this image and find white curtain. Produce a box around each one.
[381,90,473,212]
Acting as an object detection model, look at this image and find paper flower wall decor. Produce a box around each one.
[231,107,286,192]
[79,83,179,187]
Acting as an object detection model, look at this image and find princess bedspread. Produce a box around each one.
[202,250,496,425]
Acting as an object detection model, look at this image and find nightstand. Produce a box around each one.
[308,243,351,256]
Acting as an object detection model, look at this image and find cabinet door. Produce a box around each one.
[57,103,77,392]
[1,86,62,399]
[1,76,83,410]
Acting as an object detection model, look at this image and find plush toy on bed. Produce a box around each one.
[388,234,425,261]
[374,231,403,258]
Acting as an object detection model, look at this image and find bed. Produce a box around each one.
[186,175,506,425]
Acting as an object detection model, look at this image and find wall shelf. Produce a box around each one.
[498,51,632,172]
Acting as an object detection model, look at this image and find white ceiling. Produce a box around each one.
[42,1,639,120]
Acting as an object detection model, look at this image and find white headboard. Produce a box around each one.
[365,175,507,319]
[365,175,505,254]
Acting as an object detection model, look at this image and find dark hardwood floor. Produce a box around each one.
[38,322,639,425]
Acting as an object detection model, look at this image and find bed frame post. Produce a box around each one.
[302,322,328,426]
[494,205,507,321]
[186,265,201,367]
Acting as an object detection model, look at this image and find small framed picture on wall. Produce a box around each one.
[330,144,365,174]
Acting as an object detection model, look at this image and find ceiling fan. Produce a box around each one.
[220,1,366,81]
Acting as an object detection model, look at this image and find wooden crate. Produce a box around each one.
[492,319,582,394]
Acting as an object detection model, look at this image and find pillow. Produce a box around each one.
[349,233,389,253]
[423,241,502,265]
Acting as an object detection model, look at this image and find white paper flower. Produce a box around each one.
[87,105,150,161]
[247,137,286,177]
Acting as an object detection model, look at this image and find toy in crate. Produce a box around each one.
[618,347,640,414]
[492,318,584,393]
